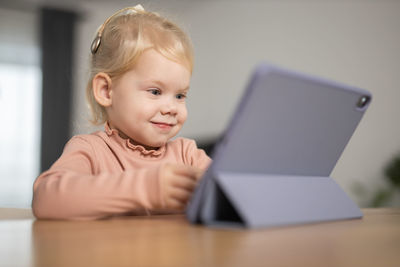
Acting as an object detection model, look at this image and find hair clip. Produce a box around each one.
[90,4,145,55]
[91,35,101,54]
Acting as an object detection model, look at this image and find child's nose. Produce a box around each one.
[160,98,178,115]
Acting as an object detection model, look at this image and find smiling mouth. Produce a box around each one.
[151,122,175,130]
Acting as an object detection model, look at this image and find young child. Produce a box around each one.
[32,5,211,220]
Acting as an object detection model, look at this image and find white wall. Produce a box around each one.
[70,0,400,206]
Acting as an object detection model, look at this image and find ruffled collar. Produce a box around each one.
[104,123,166,157]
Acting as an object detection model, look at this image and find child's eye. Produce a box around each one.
[176,93,187,100]
[148,88,161,95]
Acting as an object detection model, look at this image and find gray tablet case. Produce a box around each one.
[186,63,372,228]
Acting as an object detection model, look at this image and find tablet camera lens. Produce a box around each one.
[357,95,370,108]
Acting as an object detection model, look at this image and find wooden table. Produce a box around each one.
[0,208,399,267]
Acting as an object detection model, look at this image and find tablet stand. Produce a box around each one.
[198,171,363,228]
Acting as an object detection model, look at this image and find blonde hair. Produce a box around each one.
[86,6,194,125]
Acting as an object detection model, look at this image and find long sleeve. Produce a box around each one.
[181,138,212,170]
[32,137,163,220]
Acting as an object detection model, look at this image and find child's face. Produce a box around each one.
[106,49,190,150]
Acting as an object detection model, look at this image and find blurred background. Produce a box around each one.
[0,0,399,208]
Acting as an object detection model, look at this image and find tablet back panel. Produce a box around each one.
[212,64,371,177]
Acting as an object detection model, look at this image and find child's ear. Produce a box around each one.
[92,72,113,107]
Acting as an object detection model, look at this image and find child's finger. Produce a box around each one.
[193,168,205,181]
[170,175,197,191]
[170,187,191,203]
[166,198,185,210]
[173,165,204,180]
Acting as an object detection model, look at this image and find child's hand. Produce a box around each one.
[159,163,204,211]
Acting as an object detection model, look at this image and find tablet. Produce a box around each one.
[186,63,371,228]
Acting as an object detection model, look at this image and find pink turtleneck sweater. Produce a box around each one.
[32,125,211,220]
